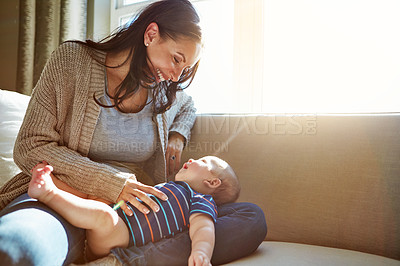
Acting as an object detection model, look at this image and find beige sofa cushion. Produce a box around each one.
[183,114,400,260]
[224,241,400,266]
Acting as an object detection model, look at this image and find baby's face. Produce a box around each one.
[175,156,227,192]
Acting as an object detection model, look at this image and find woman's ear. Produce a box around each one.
[204,178,221,189]
[144,22,160,46]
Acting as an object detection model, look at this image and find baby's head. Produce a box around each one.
[175,156,240,205]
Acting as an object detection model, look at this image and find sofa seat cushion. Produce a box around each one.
[224,241,400,266]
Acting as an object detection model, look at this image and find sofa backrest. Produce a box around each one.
[182,114,400,260]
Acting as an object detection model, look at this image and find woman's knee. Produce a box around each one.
[212,202,267,264]
[0,199,85,265]
[218,201,268,240]
[237,202,268,240]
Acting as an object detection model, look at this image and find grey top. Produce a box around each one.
[88,89,157,163]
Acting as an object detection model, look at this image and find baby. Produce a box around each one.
[28,156,240,266]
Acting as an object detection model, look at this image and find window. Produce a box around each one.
[262,0,400,113]
[105,0,400,114]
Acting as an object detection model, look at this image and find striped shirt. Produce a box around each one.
[116,181,218,247]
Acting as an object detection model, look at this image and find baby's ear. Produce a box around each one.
[204,178,221,188]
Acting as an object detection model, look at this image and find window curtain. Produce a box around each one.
[16,0,87,95]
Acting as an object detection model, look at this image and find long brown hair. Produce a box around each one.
[72,0,201,114]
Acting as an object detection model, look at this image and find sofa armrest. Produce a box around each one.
[0,89,30,186]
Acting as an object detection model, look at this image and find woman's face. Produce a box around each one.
[144,23,201,83]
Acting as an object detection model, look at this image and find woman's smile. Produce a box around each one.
[156,69,166,82]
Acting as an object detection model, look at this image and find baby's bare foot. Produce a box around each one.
[28,164,56,203]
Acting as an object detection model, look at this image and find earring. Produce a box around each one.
[145,43,149,47]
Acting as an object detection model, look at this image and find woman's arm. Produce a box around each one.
[13,43,166,208]
[169,91,197,145]
[188,213,215,266]
[166,91,197,175]
[13,43,128,203]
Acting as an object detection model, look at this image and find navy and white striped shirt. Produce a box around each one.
[116,181,217,247]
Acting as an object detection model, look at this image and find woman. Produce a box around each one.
[0,0,267,265]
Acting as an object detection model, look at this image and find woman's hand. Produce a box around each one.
[117,179,168,215]
[166,132,185,176]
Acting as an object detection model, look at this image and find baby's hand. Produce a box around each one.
[188,250,211,266]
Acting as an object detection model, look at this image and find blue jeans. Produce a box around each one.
[0,194,85,266]
[0,195,267,266]
[111,202,267,265]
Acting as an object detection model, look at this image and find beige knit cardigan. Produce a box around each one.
[0,42,196,210]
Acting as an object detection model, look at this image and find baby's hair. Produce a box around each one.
[212,164,240,205]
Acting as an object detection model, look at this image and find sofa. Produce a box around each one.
[1,89,399,265]
[182,114,400,265]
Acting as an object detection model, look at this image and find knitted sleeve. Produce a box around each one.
[12,43,130,203]
[168,91,197,145]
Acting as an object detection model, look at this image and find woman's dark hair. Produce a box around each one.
[73,0,201,114]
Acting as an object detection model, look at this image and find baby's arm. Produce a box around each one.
[188,213,215,266]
